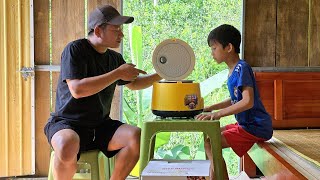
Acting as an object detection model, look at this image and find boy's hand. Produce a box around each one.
[203,106,212,112]
[195,112,221,121]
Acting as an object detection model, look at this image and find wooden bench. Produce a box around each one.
[240,138,320,179]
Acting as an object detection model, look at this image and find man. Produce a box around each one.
[44,5,162,180]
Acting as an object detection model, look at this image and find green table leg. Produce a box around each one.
[139,123,158,176]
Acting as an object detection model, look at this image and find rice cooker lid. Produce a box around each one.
[152,39,195,81]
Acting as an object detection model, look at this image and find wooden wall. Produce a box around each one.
[34,0,121,176]
[244,0,320,128]
[0,0,33,177]
[255,72,320,128]
[244,0,320,67]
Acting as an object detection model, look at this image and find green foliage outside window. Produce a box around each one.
[122,0,242,176]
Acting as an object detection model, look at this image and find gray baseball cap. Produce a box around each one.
[88,5,134,31]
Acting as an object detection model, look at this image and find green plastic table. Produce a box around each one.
[139,119,224,180]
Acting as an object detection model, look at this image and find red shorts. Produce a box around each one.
[222,123,267,157]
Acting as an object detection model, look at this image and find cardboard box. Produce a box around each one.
[141,160,210,180]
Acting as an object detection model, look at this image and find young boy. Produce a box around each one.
[196,24,273,179]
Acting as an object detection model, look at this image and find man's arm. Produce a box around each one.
[67,63,145,99]
[125,73,162,90]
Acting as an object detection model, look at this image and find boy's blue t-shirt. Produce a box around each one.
[227,60,273,140]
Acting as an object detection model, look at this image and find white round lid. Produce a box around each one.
[152,39,195,81]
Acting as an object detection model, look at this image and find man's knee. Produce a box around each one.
[52,129,80,162]
[128,127,141,157]
[129,126,141,143]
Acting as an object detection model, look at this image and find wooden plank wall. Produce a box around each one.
[310,0,320,66]
[34,0,121,176]
[34,0,50,176]
[0,0,33,177]
[244,0,320,67]
[277,0,309,67]
[244,0,276,66]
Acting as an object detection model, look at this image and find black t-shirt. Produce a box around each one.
[50,38,128,127]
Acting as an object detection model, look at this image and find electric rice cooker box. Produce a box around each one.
[141,160,210,180]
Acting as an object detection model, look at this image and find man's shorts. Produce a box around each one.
[222,123,267,157]
[44,117,124,160]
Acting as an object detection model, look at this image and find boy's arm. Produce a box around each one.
[197,86,254,120]
[204,98,232,112]
[214,86,254,119]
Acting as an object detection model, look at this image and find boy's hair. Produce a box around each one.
[207,24,241,53]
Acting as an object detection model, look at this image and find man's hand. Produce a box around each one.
[117,63,147,81]
[195,112,221,121]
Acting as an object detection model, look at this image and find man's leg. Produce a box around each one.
[51,129,80,180]
[107,124,141,180]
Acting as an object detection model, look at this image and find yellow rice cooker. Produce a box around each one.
[151,39,204,118]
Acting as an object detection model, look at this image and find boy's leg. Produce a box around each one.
[107,124,141,180]
[204,137,214,179]
[51,129,80,180]
[205,137,229,180]
[220,132,230,180]
[205,126,230,180]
